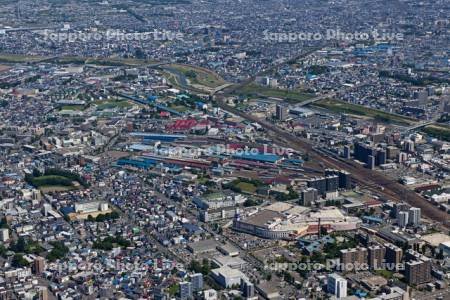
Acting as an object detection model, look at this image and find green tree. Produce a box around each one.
[47,241,69,262]
[0,217,9,229]
[11,237,26,253]
[0,244,7,258]
[12,254,29,267]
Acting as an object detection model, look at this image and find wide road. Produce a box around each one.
[216,99,450,229]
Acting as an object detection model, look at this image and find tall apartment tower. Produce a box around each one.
[340,247,368,271]
[241,279,255,298]
[0,228,9,242]
[405,250,432,285]
[405,259,432,285]
[327,273,347,298]
[33,256,46,275]
[179,281,193,300]
[300,188,318,206]
[275,104,288,121]
[38,287,49,300]
[398,211,409,228]
[190,273,204,291]
[385,243,403,268]
[343,145,351,159]
[408,207,421,227]
[338,170,351,189]
[368,245,386,270]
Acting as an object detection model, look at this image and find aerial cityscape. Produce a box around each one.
[0,0,449,299]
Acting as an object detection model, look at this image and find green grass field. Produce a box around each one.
[164,64,227,89]
[233,83,314,103]
[236,182,257,193]
[0,53,159,66]
[0,65,10,72]
[86,57,159,66]
[422,124,450,142]
[31,175,77,193]
[168,104,189,112]
[314,99,416,126]
[161,64,227,93]
[0,54,45,63]
[94,99,133,110]
[59,105,85,111]
[39,185,76,193]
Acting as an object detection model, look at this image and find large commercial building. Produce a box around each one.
[233,202,361,240]
[211,266,248,288]
[200,206,239,223]
[193,192,246,210]
[63,201,112,221]
[74,201,110,214]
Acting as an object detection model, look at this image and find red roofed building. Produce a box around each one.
[364,198,383,208]
[263,177,293,185]
[166,119,198,131]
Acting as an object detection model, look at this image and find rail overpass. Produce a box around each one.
[402,120,437,133]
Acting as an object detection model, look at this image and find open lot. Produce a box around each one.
[313,99,417,126]
[162,64,229,94]
[236,181,257,193]
[233,83,314,103]
[94,99,133,110]
[165,63,227,88]
[0,65,11,73]
[59,105,86,111]
[422,124,450,142]
[0,53,159,66]
[39,185,77,193]
[85,57,160,66]
[0,54,46,63]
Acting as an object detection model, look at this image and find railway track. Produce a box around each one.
[217,99,450,229]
